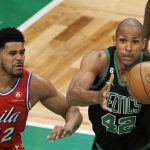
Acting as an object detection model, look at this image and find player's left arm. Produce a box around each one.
[30,74,83,143]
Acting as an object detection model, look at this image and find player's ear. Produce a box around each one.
[112,35,116,46]
[142,38,148,50]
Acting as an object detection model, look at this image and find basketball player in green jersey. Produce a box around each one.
[67,18,150,150]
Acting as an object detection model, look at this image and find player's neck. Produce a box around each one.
[117,63,132,83]
[0,72,17,93]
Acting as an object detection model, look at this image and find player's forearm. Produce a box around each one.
[67,86,101,106]
[64,107,83,133]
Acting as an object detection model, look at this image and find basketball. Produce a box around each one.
[127,61,150,104]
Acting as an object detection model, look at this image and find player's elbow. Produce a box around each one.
[74,107,83,127]
[67,87,80,106]
[63,106,83,133]
[71,106,83,122]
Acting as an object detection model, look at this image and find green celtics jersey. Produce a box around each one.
[89,46,150,150]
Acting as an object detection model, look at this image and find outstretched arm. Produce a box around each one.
[30,74,83,143]
[48,106,82,143]
[66,51,114,112]
[143,0,150,50]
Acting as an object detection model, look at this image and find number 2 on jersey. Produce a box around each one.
[1,127,14,143]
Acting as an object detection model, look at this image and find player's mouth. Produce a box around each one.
[122,54,133,61]
[13,63,23,70]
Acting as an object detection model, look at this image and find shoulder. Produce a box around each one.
[81,49,108,74]
[30,73,56,99]
[82,50,106,61]
[31,73,50,88]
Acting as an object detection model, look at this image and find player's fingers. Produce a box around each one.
[101,99,112,112]
[56,128,65,139]
[102,74,114,95]
[48,126,63,143]
[101,105,112,112]
[61,130,72,138]
[104,74,114,88]
[108,74,114,84]
[48,132,57,143]
[102,82,110,91]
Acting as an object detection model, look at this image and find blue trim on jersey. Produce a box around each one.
[26,71,32,111]
[0,78,20,96]
[91,49,110,89]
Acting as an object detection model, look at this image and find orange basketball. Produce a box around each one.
[127,61,150,104]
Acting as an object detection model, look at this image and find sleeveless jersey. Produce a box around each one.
[88,47,150,150]
[0,69,31,150]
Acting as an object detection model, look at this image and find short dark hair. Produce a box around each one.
[0,27,24,49]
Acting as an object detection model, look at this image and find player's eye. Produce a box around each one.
[119,38,127,43]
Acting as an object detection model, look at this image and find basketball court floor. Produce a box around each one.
[0,0,148,149]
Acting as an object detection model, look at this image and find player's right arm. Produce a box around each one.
[67,50,114,112]
[30,73,83,143]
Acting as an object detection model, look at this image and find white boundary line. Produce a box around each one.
[18,0,63,31]
[27,122,95,135]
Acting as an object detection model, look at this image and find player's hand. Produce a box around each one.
[47,125,72,143]
[99,74,114,112]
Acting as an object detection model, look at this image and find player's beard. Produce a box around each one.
[1,65,23,78]
[13,72,23,78]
